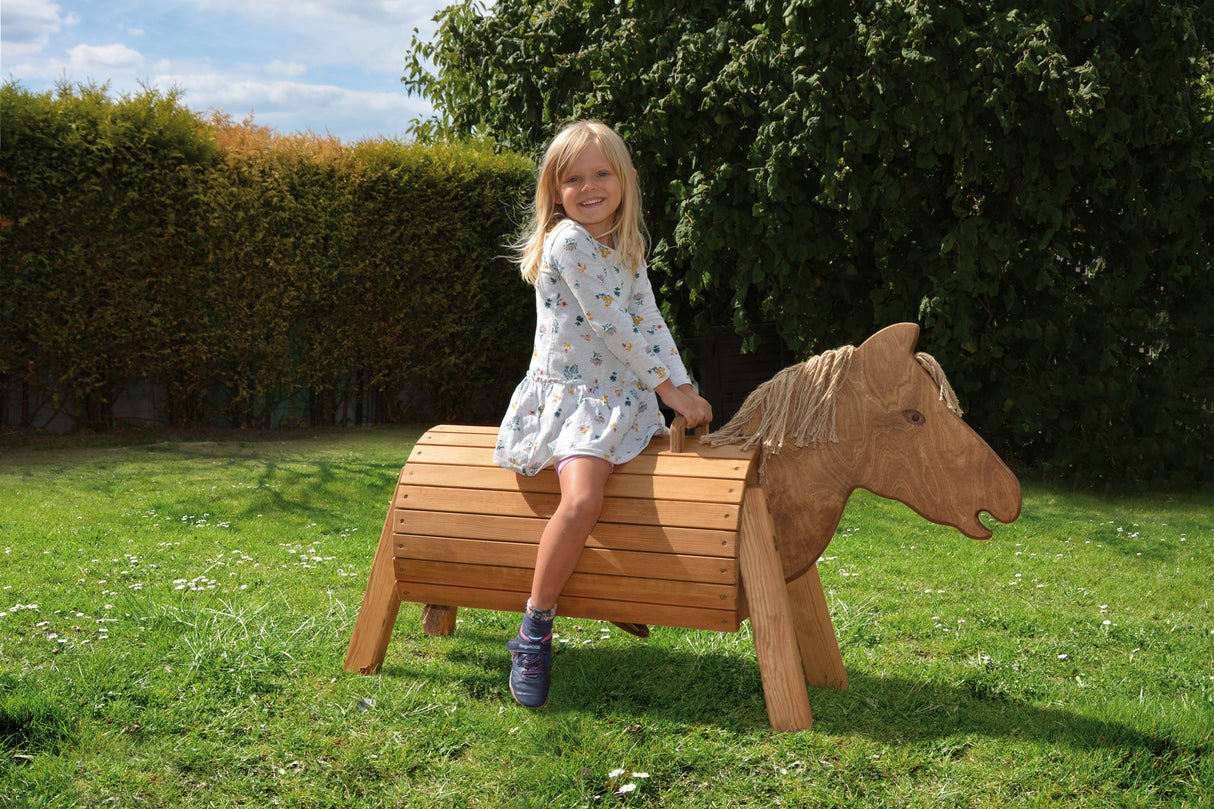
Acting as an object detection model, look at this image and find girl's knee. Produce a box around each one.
[554,455,611,528]
[559,489,604,526]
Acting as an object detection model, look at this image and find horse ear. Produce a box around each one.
[859,322,920,356]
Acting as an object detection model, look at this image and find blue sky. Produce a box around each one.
[2,0,452,142]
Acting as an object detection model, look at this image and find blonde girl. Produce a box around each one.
[494,120,712,708]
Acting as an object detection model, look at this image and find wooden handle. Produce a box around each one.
[669,415,710,453]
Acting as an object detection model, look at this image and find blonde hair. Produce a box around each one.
[516,120,647,285]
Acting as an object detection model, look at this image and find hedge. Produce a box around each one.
[0,83,217,428]
[0,83,535,429]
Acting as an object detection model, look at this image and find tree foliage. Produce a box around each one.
[404,0,1214,486]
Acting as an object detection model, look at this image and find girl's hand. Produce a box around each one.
[656,381,713,430]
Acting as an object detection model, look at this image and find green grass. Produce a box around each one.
[1,427,1210,808]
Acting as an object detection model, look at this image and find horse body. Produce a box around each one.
[709,322,1022,581]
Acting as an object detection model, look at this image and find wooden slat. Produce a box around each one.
[613,452,754,479]
[395,485,741,531]
[416,425,498,442]
[400,464,747,504]
[407,443,753,480]
[393,509,737,557]
[394,535,736,585]
[558,595,738,632]
[394,559,735,611]
[393,581,738,632]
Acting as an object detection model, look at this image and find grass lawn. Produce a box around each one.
[1,426,1210,807]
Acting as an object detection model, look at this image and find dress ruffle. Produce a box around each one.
[494,371,666,476]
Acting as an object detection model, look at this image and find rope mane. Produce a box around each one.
[914,352,963,419]
[703,347,963,455]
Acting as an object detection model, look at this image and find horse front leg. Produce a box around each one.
[738,489,814,731]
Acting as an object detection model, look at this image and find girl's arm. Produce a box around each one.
[630,267,712,427]
[655,380,713,429]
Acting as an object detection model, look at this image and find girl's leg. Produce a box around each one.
[529,455,613,610]
[507,455,611,709]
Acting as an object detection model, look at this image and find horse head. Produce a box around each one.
[705,322,1022,580]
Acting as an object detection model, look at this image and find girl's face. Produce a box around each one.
[556,141,623,244]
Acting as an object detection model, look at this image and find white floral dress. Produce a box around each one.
[494,219,692,476]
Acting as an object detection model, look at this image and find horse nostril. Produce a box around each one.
[902,409,925,426]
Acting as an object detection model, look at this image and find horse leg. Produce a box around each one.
[739,489,814,731]
[344,509,403,674]
[786,564,849,690]
[422,604,458,636]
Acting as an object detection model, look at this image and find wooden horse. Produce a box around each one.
[344,323,1021,730]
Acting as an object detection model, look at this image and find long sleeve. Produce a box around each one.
[544,223,687,392]
[626,258,692,389]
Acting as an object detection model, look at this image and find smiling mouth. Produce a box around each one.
[580,198,605,207]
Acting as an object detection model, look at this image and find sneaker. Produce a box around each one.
[506,634,552,708]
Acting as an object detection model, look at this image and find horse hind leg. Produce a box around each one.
[423,604,459,636]
[344,510,404,674]
[787,564,849,691]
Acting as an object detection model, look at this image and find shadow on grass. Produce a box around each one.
[230,458,400,523]
[377,628,769,732]
[375,628,1206,766]
[814,671,1203,759]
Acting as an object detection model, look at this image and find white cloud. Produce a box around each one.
[67,43,145,74]
[186,0,438,74]
[190,0,440,26]
[160,72,426,139]
[2,0,446,141]
[267,60,307,78]
[0,0,75,57]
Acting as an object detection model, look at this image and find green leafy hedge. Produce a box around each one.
[405,0,1214,486]
[0,83,535,429]
[0,83,216,428]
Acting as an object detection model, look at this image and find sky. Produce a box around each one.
[1,0,453,142]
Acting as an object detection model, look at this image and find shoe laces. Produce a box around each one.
[514,635,551,675]
[516,652,546,675]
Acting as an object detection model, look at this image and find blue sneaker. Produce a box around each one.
[506,634,552,708]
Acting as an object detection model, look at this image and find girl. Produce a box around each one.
[494,120,712,708]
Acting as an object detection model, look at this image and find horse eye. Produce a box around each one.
[902,409,926,426]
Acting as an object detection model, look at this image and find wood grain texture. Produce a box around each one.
[343,509,403,674]
[737,488,813,730]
